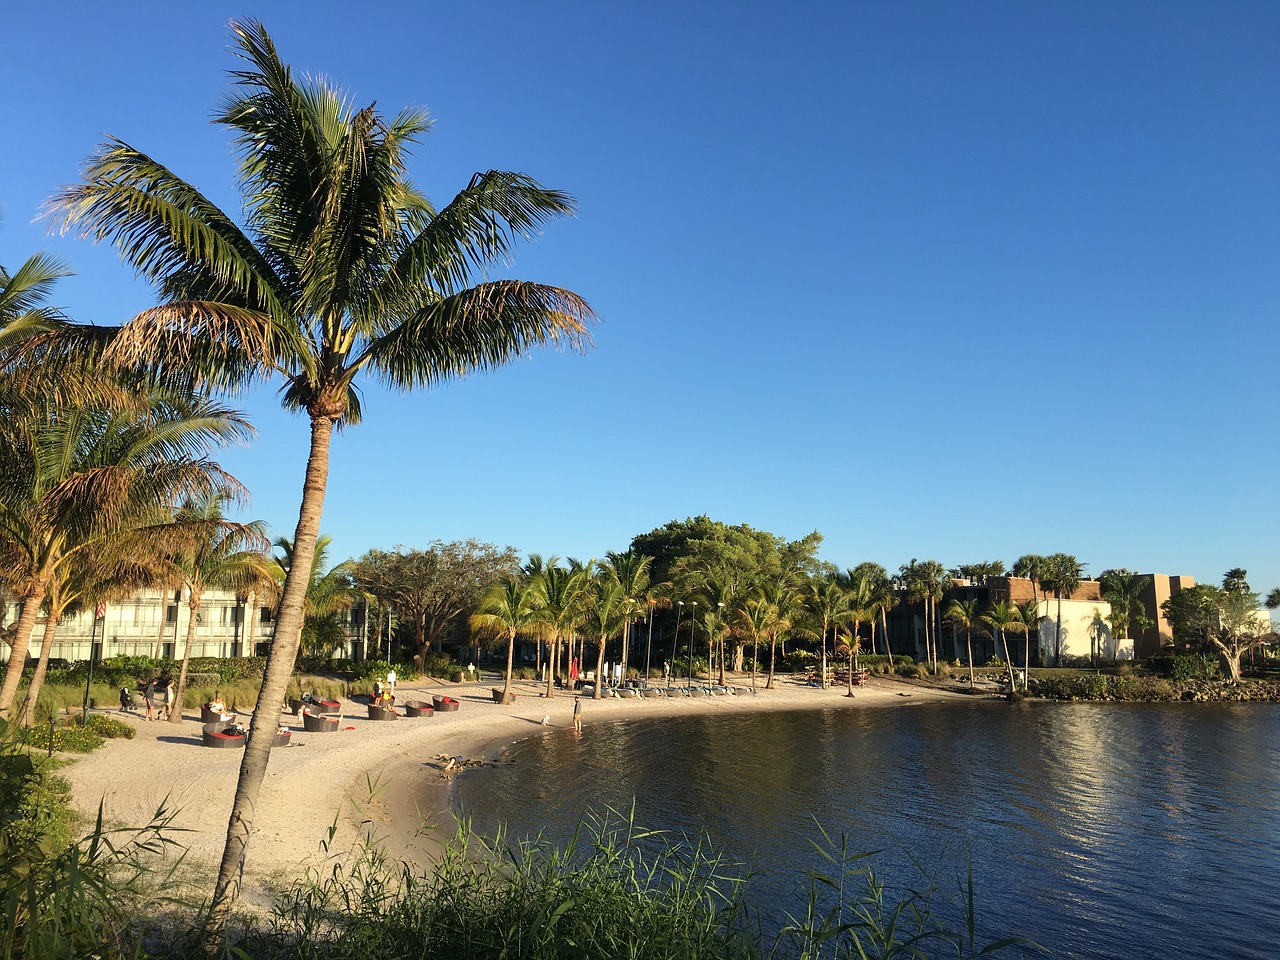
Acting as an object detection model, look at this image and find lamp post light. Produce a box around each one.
[669,601,683,689]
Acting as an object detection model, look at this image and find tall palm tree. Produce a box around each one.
[1013,600,1041,686]
[269,535,360,659]
[52,20,593,929]
[1043,553,1084,664]
[981,601,1022,688]
[737,593,777,693]
[603,551,652,681]
[537,560,589,699]
[165,491,270,723]
[583,573,628,700]
[804,575,849,690]
[943,598,980,687]
[0,386,249,719]
[1100,571,1151,658]
[0,252,72,354]
[761,579,805,690]
[470,574,545,703]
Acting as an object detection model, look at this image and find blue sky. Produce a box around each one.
[3,2,1277,595]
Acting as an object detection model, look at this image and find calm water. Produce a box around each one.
[447,700,1280,959]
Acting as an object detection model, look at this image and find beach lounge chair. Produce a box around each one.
[302,709,339,733]
[432,695,460,712]
[404,701,435,718]
[202,721,246,749]
[367,703,398,721]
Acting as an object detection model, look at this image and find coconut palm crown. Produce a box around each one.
[50,19,593,936]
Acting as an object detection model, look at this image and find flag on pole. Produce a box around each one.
[96,601,106,620]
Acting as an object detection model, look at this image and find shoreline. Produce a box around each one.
[58,674,978,908]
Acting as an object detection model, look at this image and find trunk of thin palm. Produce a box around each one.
[502,628,516,699]
[171,593,203,724]
[544,636,558,699]
[0,582,48,719]
[880,608,892,673]
[619,619,629,679]
[765,636,778,689]
[593,634,607,700]
[751,639,759,692]
[15,602,63,728]
[718,632,726,686]
[966,628,975,686]
[207,415,333,939]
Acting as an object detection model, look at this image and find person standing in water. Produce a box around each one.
[572,695,583,733]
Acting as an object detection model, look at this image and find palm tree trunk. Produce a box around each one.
[171,593,202,724]
[593,635,606,700]
[881,608,893,674]
[751,639,759,691]
[765,636,777,689]
[502,629,515,699]
[15,600,64,727]
[544,635,558,699]
[0,580,48,718]
[966,628,975,687]
[206,414,335,941]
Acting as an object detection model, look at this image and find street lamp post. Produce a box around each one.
[669,601,683,689]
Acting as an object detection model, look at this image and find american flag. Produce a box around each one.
[96,601,106,620]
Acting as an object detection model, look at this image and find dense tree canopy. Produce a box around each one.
[350,540,520,662]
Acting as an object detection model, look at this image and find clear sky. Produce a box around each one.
[3,2,1277,595]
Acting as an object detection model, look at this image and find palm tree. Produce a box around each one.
[981,601,1022,689]
[583,573,628,700]
[1100,571,1151,658]
[900,559,949,671]
[943,598,980,687]
[1013,600,1041,686]
[737,592,777,693]
[268,535,361,660]
[762,579,805,690]
[0,251,71,354]
[603,551,652,681]
[537,560,589,699]
[165,491,270,723]
[0,386,249,719]
[52,21,594,928]
[1043,553,1084,664]
[1222,568,1250,595]
[470,574,545,703]
[804,575,849,690]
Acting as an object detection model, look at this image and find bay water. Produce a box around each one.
[448,700,1280,959]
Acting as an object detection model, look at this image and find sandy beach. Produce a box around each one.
[59,673,974,907]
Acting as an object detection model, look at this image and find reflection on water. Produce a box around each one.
[448,701,1280,960]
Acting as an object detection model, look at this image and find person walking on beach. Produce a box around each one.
[142,678,157,721]
[161,677,174,719]
[572,695,583,733]
[386,668,396,694]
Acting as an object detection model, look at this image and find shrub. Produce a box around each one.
[16,718,105,753]
[83,714,135,740]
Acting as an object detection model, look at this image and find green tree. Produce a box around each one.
[52,20,593,931]
[470,574,546,702]
[0,386,248,719]
[1099,570,1151,658]
[602,551,653,681]
[534,560,590,699]
[1013,600,1041,684]
[583,572,628,700]
[0,252,71,354]
[1162,579,1272,682]
[803,575,850,690]
[165,490,269,723]
[900,559,949,671]
[1011,554,1046,607]
[269,535,360,659]
[942,598,980,686]
[1042,553,1084,664]
[981,601,1022,687]
[350,541,519,662]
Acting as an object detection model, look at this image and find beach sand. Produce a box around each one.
[58,673,977,908]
